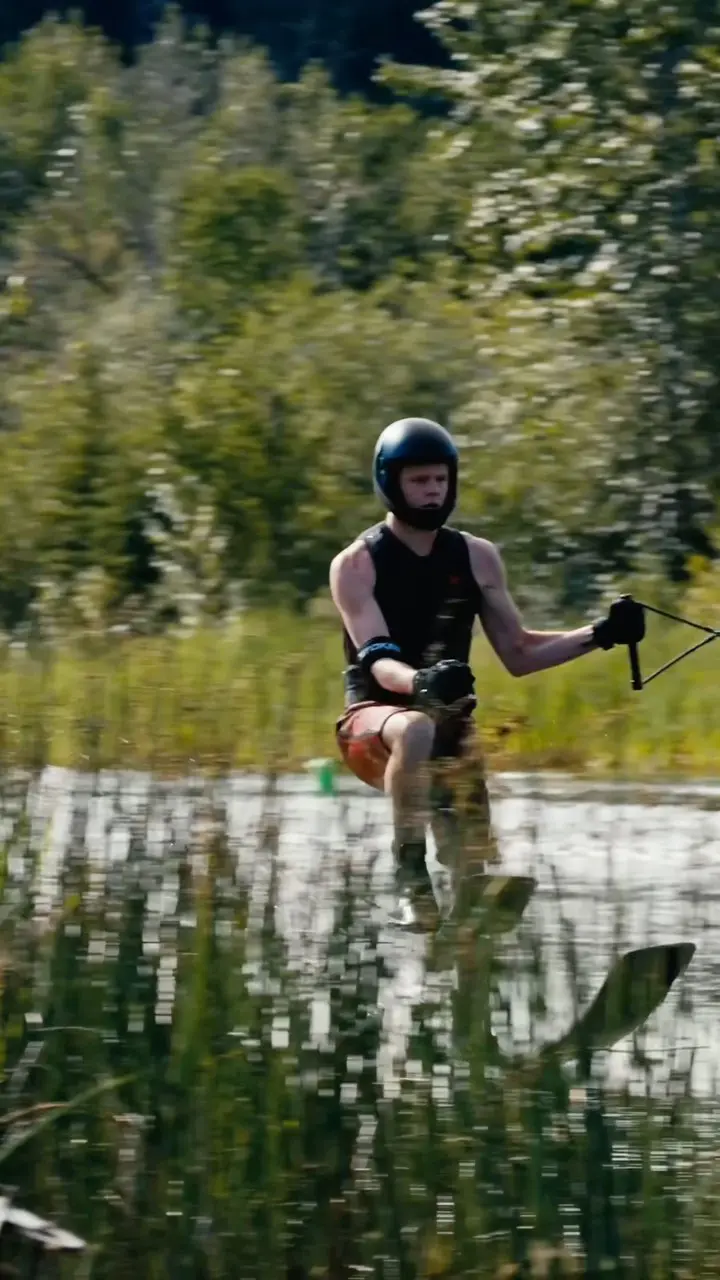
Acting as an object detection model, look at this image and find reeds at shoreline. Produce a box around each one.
[0,609,717,778]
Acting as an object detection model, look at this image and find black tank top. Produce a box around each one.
[343,522,483,707]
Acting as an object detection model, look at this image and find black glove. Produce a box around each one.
[412,659,476,712]
[592,596,645,651]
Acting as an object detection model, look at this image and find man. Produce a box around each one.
[329,418,644,927]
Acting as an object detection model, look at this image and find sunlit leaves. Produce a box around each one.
[1,5,720,629]
[387,0,720,587]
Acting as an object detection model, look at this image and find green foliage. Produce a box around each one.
[386,0,720,585]
[0,18,117,212]
[166,274,481,604]
[0,6,719,628]
[172,164,302,321]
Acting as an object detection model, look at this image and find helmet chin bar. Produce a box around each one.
[386,488,456,531]
[398,504,450,532]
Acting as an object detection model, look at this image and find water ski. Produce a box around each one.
[444,870,537,932]
[390,872,536,936]
[470,872,537,920]
[535,941,696,1067]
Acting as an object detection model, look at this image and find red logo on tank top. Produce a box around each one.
[449,575,460,586]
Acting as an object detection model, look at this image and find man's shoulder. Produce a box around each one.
[332,524,384,565]
[450,528,501,561]
[330,527,383,583]
[451,531,505,588]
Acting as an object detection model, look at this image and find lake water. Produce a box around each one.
[3,764,720,1274]
[16,766,720,1095]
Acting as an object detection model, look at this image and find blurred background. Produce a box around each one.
[0,2,719,1276]
[1,0,720,774]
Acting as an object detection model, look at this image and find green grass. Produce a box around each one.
[0,608,719,776]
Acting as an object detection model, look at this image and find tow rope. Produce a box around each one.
[623,595,720,691]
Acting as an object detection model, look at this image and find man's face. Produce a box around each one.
[399,463,449,511]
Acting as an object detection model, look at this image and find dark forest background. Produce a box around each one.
[0,0,448,94]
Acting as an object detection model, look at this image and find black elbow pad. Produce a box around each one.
[356,637,402,676]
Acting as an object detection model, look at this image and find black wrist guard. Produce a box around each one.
[356,636,402,677]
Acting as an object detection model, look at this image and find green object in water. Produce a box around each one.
[307,757,337,796]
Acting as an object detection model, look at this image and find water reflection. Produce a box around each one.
[0,768,716,1276]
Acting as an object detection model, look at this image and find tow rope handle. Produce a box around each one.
[622,595,720,693]
[628,637,643,692]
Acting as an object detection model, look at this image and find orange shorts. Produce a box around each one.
[335,701,408,790]
[335,701,474,791]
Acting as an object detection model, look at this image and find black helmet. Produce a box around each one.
[373,418,458,531]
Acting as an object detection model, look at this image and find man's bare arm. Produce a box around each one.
[466,537,597,677]
[329,543,417,695]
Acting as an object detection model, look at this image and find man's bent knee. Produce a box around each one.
[382,710,436,767]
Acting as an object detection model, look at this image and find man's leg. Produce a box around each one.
[429,735,501,927]
[380,710,435,845]
[430,760,497,870]
[429,717,498,864]
[379,711,439,923]
[336,703,439,926]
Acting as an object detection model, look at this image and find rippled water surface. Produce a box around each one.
[3,766,720,1275]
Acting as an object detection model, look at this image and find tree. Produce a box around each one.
[171,164,302,323]
[383,0,720,591]
[0,0,450,96]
